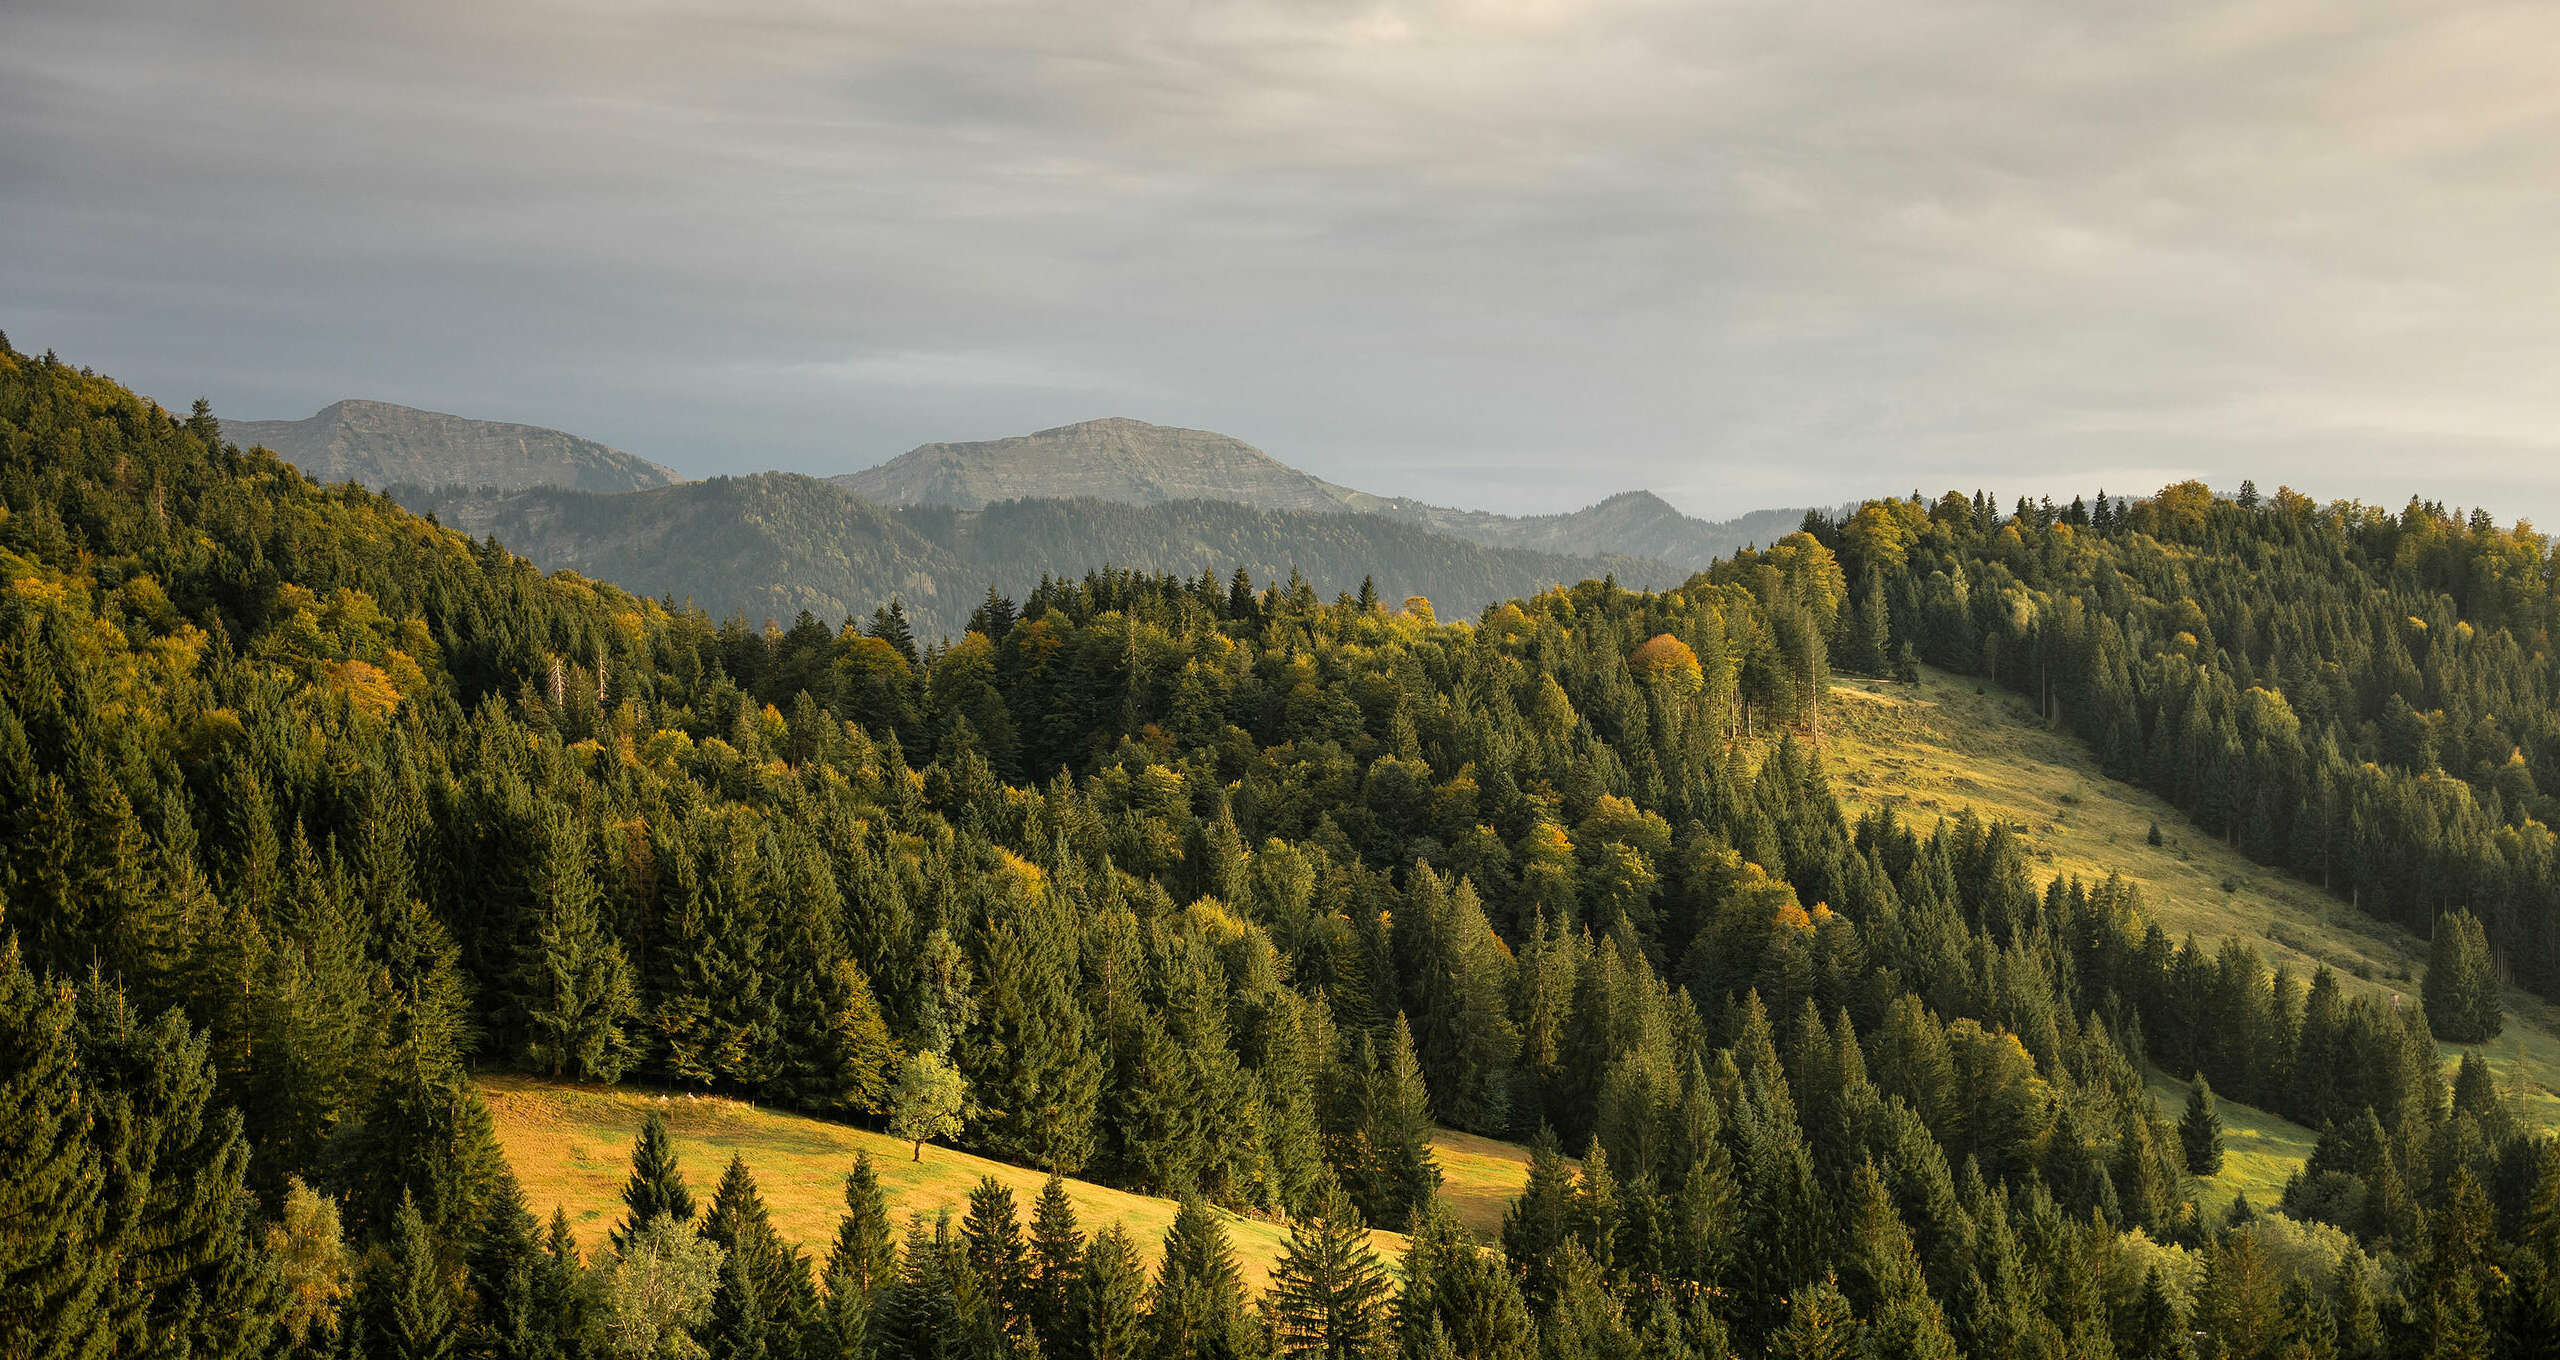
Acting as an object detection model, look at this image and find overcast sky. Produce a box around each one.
[6,0,2558,522]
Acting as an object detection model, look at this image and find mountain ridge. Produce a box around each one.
[839,417,1796,571]
[408,473,1678,637]
[224,398,684,493]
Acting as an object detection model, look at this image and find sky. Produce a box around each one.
[6,0,2559,523]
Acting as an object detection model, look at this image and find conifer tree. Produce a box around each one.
[961,1175,1034,1345]
[1079,1222,1149,1360]
[1029,1174,1086,1360]
[1840,1162,1957,1360]
[702,1155,811,1360]
[0,938,112,1360]
[1146,1198,1255,1360]
[1765,1277,1858,1360]
[963,865,1104,1174]
[2180,1075,2224,1177]
[75,979,281,1360]
[1264,1185,1391,1359]
[1397,1199,1534,1360]
[706,1247,772,1360]
[463,1169,558,1360]
[367,1193,457,1360]
[1336,1017,1439,1230]
[613,1109,696,1250]
[2422,909,2502,1043]
[821,1158,895,1360]
[517,809,639,1081]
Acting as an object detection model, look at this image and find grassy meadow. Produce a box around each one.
[1820,665,2560,1165]
[480,1074,1532,1287]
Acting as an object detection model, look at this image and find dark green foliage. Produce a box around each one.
[0,938,113,1360]
[366,1194,456,1360]
[515,809,638,1081]
[612,1110,696,1250]
[1146,1198,1256,1360]
[2180,1075,2224,1177]
[2423,908,2503,1043]
[1078,1223,1150,1360]
[702,1155,814,1360]
[1264,1187,1391,1359]
[1029,1175,1086,1359]
[822,1154,897,1359]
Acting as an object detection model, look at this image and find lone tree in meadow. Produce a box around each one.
[2180,1075,2224,1177]
[2423,909,2503,1043]
[888,1051,967,1161]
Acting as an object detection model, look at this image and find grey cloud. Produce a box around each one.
[4,0,2557,522]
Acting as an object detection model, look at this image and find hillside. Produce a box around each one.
[1825,665,2560,1128]
[480,1076,1536,1289]
[1386,492,1803,573]
[412,476,1677,635]
[226,398,684,492]
[839,416,1793,571]
[837,417,1367,514]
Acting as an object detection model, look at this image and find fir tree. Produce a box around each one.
[367,1193,457,1360]
[613,1109,696,1250]
[1079,1222,1149,1360]
[1264,1186,1391,1359]
[0,938,112,1360]
[1029,1174,1086,1360]
[516,809,638,1081]
[824,1151,899,1355]
[1146,1198,1255,1360]
[2180,1075,2224,1177]
[961,1176,1033,1345]
[2422,909,2502,1043]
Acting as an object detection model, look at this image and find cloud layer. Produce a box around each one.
[7,0,2558,521]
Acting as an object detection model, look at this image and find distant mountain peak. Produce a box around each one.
[222,399,683,494]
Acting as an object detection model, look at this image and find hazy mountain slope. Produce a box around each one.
[840,417,1794,570]
[900,497,1679,619]
[226,398,683,492]
[838,416,1364,512]
[412,473,973,627]
[1377,492,1805,572]
[411,475,1676,636]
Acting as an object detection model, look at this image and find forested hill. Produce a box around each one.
[2,341,2553,1360]
[1810,488,2560,1007]
[224,397,685,493]
[408,474,1675,637]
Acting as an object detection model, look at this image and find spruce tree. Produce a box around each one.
[962,875,1103,1174]
[702,1155,810,1360]
[961,1176,1033,1345]
[1029,1174,1086,1360]
[824,1151,898,1356]
[0,938,112,1360]
[613,1109,696,1250]
[2180,1075,2224,1177]
[367,1193,457,1360]
[1079,1222,1149,1360]
[1264,1186,1391,1360]
[1840,1162,1957,1360]
[75,979,281,1360]
[517,809,638,1081]
[2422,909,2502,1043]
[1766,1277,1858,1360]
[463,1169,558,1360]
[1146,1198,1254,1360]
